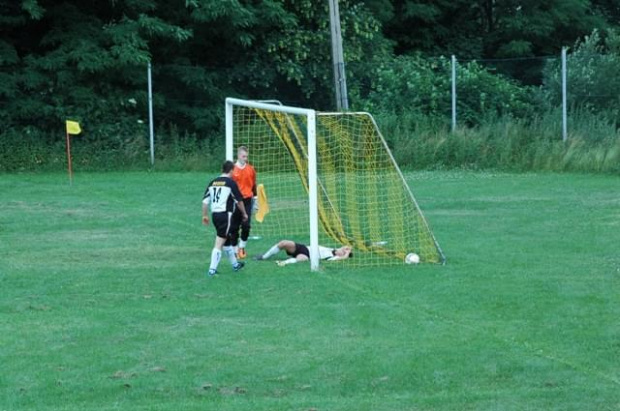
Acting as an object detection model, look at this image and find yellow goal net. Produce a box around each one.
[226,98,445,268]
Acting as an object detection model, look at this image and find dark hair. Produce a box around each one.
[222,160,234,173]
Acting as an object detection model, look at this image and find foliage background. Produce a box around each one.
[1,0,620,172]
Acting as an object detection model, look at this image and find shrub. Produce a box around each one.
[359,55,536,126]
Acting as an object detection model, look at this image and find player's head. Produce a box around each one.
[237,146,249,165]
[222,160,235,175]
[334,246,353,259]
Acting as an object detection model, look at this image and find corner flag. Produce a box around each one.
[66,120,81,135]
[65,120,82,185]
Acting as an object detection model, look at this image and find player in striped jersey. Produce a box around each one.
[202,161,248,276]
[230,146,257,259]
[254,240,353,266]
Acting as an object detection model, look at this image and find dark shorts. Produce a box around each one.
[212,212,233,239]
[286,243,310,259]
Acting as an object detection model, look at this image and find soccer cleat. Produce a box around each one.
[233,262,245,272]
[237,248,247,259]
[275,260,286,267]
[253,254,264,261]
[207,269,217,277]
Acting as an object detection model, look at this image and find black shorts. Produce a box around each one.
[286,243,310,259]
[212,212,233,239]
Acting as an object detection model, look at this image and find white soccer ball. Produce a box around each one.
[405,253,420,264]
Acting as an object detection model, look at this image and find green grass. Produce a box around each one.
[1,171,619,410]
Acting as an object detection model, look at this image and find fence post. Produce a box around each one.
[561,48,567,142]
[451,55,457,132]
[148,61,155,166]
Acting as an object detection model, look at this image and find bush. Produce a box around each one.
[359,55,536,126]
[542,29,620,124]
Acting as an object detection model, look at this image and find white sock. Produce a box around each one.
[282,257,298,265]
[224,246,238,266]
[239,239,247,249]
[262,245,281,260]
[209,248,221,271]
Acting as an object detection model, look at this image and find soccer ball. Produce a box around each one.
[405,253,420,264]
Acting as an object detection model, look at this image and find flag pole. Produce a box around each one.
[66,130,73,185]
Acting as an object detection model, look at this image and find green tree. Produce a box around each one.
[1,0,393,141]
[382,0,483,58]
[0,0,190,138]
[379,0,611,83]
[167,0,392,113]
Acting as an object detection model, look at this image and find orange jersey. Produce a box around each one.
[232,162,256,199]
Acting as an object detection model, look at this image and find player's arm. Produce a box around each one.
[236,200,248,222]
[325,246,352,261]
[276,258,298,266]
[252,166,257,196]
[251,167,258,210]
[202,187,211,225]
[319,245,348,261]
[230,180,248,221]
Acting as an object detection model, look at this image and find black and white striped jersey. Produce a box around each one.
[202,176,243,213]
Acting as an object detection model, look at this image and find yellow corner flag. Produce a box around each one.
[66,120,81,135]
[255,183,270,223]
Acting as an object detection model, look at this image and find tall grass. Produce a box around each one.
[1,112,619,173]
[377,110,620,173]
[0,126,225,173]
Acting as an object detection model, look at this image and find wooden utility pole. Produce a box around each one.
[328,0,349,110]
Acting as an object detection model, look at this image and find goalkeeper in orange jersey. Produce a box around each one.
[230,146,257,259]
[253,240,353,266]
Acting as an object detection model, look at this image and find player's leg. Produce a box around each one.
[208,212,228,275]
[237,197,253,259]
[221,212,244,271]
[254,240,295,260]
[293,243,309,262]
[273,243,310,266]
[229,208,242,257]
[211,212,243,274]
[278,240,298,254]
[275,251,309,266]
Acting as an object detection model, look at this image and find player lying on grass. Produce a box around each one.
[254,240,353,266]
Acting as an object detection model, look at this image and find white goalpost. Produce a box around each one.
[226,98,321,270]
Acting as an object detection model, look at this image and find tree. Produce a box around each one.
[170,0,392,111]
[0,0,191,138]
[382,0,483,58]
[379,0,611,83]
[0,0,393,140]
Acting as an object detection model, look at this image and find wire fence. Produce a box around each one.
[138,50,620,164]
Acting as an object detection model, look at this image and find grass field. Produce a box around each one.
[1,171,619,411]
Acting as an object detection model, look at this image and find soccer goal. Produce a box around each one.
[225,98,445,270]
